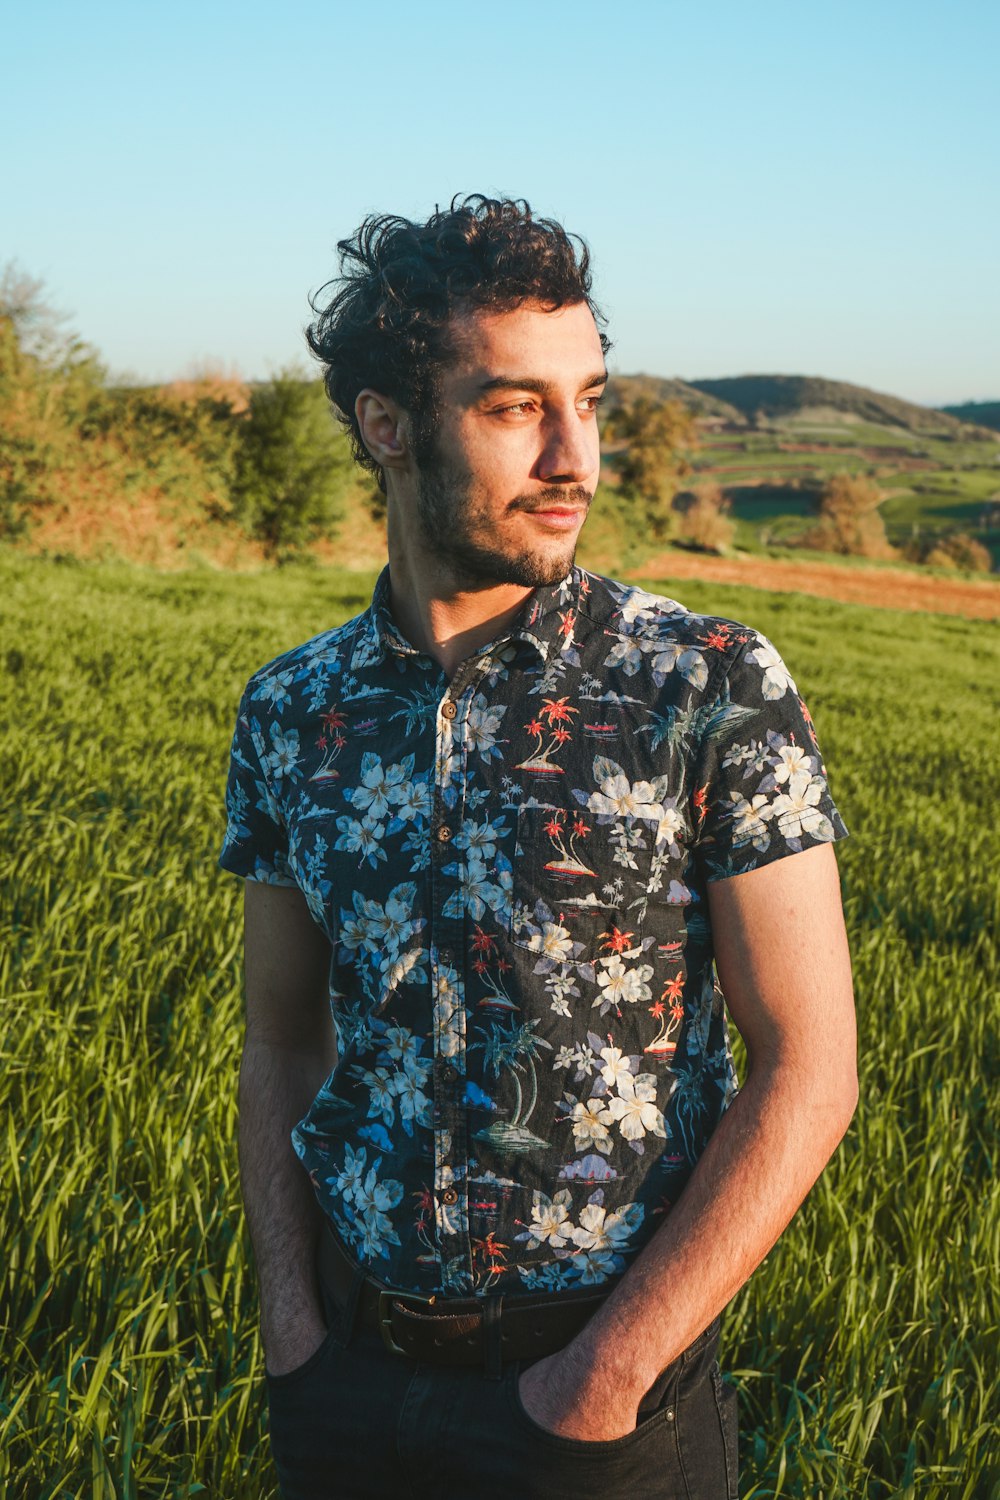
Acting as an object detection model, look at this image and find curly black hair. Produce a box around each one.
[305,194,610,486]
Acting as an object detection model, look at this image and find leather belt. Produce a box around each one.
[318,1222,610,1368]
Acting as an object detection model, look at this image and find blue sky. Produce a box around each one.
[4,0,997,403]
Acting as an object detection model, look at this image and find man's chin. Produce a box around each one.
[450,540,578,590]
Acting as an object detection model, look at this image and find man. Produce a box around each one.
[219,195,857,1500]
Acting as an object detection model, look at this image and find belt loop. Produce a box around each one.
[482,1294,504,1382]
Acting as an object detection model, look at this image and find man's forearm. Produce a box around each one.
[238,1038,332,1357]
[529,1056,857,1428]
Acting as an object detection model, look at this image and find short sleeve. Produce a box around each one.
[218,688,298,885]
[691,631,848,882]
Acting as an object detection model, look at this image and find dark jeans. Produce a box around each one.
[266,1302,739,1499]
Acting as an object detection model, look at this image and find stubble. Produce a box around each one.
[415,460,591,589]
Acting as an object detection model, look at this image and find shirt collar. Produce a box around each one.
[348,565,583,674]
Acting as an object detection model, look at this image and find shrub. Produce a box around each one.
[231,372,354,561]
[800,472,896,559]
[674,481,735,553]
[921,532,993,572]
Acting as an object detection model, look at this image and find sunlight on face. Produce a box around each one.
[413,300,607,587]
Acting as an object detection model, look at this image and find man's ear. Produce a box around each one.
[355,390,410,472]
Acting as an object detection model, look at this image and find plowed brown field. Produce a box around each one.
[631,552,999,620]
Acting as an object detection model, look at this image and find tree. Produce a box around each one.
[232,371,353,561]
[0,263,105,539]
[605,397,696,539]
[801,472,896,559]
[674,480,735,553]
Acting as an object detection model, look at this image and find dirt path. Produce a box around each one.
[628,552,999,620]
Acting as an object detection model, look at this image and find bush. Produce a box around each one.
[0,266,244,551]
[673,481,735,553]
[232,372,354,561]
[799,472,896,559]
[920,532,993,572]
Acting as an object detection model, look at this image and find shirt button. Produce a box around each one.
[442,1064,460,1084]
[436,824,453,843]
[441,1187,459,1206]
[441,700,457,720]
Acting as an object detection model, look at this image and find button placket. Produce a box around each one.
[429,671,474,1287]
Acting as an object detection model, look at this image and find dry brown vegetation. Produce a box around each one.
[799,472,897,560]
[673,480,736,553]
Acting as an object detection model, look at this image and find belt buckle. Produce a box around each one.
[377,1287,438,1356]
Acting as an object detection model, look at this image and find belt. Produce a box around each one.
[318,1222,610,1370]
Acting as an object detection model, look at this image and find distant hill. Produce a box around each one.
[604,375,745,424]
[938,401,1000,434]
[681,374,971,436]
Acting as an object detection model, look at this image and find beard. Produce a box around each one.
[415,452,592,589]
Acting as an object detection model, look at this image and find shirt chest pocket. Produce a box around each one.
[506,801,670,959]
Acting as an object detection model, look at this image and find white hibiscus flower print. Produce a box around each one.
[772,771,836,841]
[604,1072,667,1141]
[746,639,797,700]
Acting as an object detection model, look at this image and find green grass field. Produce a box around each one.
[2,554,997,1498]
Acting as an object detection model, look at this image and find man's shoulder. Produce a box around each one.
[241,605,370,704]
[577,568,762,654]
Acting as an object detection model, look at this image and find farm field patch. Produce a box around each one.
[687,421,1000,563]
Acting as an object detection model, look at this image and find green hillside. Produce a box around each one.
[683,373,971,436]
[939,400,1000,434]
[605,374,745,424]
[600,372,1000,568]
[690,420,1000,565]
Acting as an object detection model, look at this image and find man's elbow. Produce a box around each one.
[833,1064,859,1138]
[816,1052,859,1154]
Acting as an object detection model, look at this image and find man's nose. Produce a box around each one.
[536,408,597,485]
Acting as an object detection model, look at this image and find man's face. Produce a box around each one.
[411,299,606,588]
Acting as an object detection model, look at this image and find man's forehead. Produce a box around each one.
[445,299,605,384]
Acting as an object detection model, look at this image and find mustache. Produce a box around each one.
[513,486,593,512]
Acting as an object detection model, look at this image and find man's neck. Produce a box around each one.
[386,535,532,680]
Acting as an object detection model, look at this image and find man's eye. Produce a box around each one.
[497,401,536,416]
[581,394,606,412]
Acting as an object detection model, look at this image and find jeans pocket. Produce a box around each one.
[507,1357,679,1458]
[265,1323,338,1391]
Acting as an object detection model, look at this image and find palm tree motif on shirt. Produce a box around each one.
[670,1062,710,1162]
[470,924,519,1014]
[411,1184,439,1266]
[541,808,596,879]
[645,972,685,1058]
[311,705,347,782]
[516,697,578,775]
[472,1230,510,1290]
[471,1017,554,1156]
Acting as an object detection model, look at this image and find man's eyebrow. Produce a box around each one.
[476,370,609,397]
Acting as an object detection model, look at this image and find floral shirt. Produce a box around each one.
[219,566,847,1300]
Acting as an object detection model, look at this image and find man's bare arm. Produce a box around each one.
[239,881,336,1376]
[518,842,858,1440]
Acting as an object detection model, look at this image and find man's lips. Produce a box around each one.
[516,494,591,527]
[522,506,587,530]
